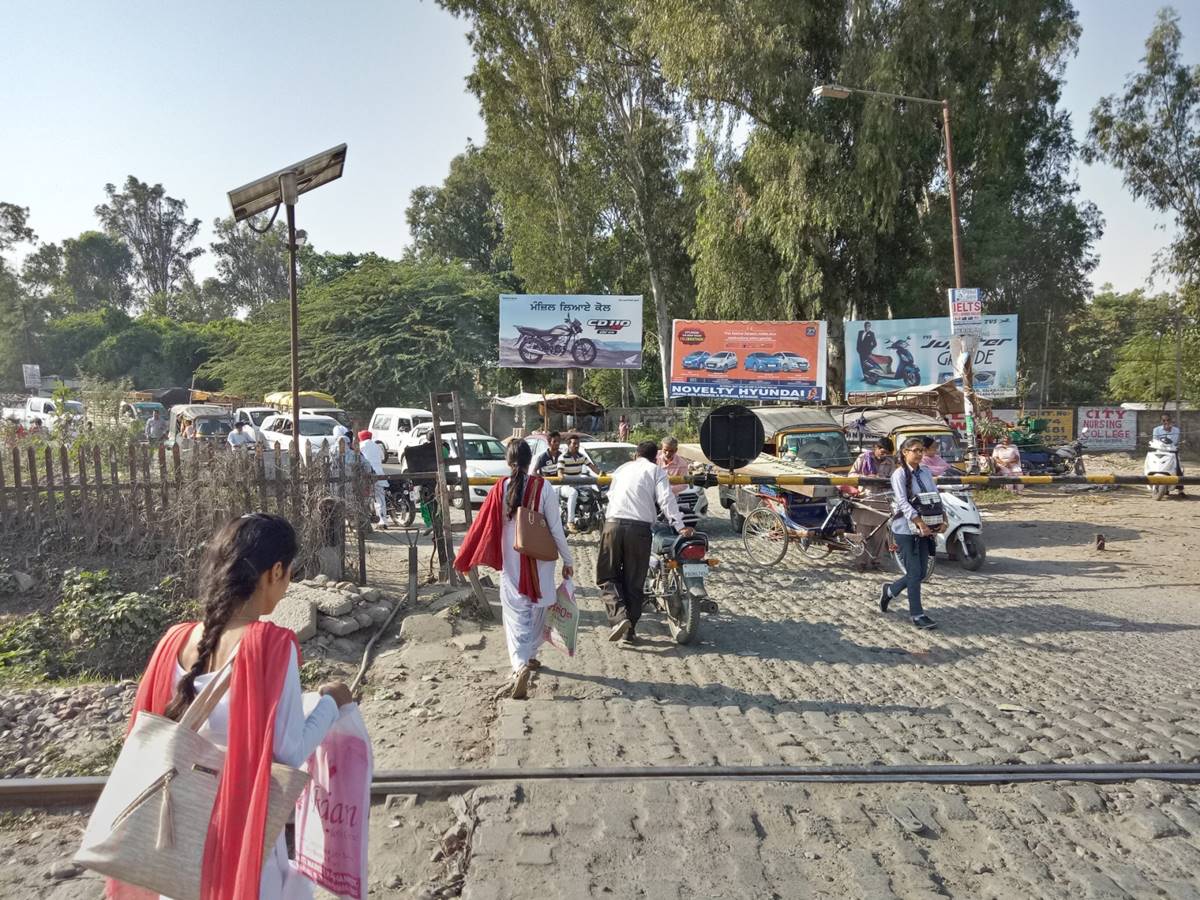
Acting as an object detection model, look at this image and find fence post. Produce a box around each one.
[290,445,301,524]
[0,453,7,536]
[10,449,22,531]
[78,447,90,530]
[157,444,169,515]
[59,446,74,527]
[26,447,40,537]
[256,443,269,512]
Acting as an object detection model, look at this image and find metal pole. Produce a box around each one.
[1175,304,1184,420]
[942,100,977,471]
[281,173,301,446]
[1040,310,1052,412]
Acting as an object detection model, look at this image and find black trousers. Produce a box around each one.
[596,519,652,628]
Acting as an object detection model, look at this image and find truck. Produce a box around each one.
[2,396,85,434]
[263,390,351,429]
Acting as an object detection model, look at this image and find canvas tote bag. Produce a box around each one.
[75,650,310,900]
[513,475,558,561]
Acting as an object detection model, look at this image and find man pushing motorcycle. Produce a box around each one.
[597,440,693,645]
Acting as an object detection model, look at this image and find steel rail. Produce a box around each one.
[5,763,1199,806]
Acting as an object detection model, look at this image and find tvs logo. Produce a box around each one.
[588,319,631,335]
[805,325,817,337]
[679,328,706,345]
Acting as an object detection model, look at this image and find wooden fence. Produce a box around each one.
[0,440,370,581]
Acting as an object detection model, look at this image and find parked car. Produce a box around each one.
[744,352,782,373]
[233,406,277,441]
[580,441,636,474]
[259,413,341,458]
[368,407,434,462]
[704,351,738,372]
[775,352,810,373]
[681,350,711,370]
[2,396,84,433]
[444,433,510,506]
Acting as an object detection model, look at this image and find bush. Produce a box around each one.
[0,569,188,682]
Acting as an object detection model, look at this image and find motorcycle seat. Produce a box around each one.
[516,325,561,337]
[868,354,891,365]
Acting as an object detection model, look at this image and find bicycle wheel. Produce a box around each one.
[742,506,789,566]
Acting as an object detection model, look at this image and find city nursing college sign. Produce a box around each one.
[1078,406,1138,451]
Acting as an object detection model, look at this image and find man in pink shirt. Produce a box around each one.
[656,435,689,495]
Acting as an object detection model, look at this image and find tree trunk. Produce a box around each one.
[644,252,672,407]
[826,317,846,404]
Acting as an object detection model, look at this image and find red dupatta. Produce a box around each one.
[109,619,299,900]
[454,475,546,601]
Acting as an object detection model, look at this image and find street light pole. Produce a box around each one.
[281,172,302,445]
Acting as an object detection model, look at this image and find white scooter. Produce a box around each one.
[1145,437,1181,501]
[889,483,986,579]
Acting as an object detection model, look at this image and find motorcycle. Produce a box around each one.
[1145,437,1181,501]
[643,485,714,644]
[384,478,420,528]
[1052,431,1088,476]
[861,338,922,388]
[516,316,598,366]
[560,484,607,534]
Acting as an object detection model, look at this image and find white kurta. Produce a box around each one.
[164,645,339,900]
[497,477,573,672]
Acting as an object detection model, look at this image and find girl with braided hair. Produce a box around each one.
[114,513,354,900]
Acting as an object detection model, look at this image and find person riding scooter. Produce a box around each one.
[860,338,921,387]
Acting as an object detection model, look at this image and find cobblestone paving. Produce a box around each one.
[487,510,1200,772]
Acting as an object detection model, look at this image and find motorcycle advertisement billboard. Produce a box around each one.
[844,315,1018,399]
[498,294,643,369]
[668,320,828,401]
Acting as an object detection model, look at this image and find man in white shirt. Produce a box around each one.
[227,420,255,449]
[1152,413,1185,495]
[358,429,390,528]
[597,441,694,644]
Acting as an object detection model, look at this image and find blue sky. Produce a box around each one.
[1,0,1194,294]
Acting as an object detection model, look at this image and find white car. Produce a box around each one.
[259,413,342,458]
[233,406,277,441]
[368,407,434,462]
[775,351,810,373]
[579,441,636,475]
[442,433,510,507]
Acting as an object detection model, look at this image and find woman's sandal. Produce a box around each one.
[511,665,532,700]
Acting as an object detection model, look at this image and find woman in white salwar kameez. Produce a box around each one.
[456,439,573,699]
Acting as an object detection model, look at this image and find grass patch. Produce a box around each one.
[971,487,1020,506]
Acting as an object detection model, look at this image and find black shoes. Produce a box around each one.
[912,614,938,630]
[879,585,892,613]
[608,619,631,642]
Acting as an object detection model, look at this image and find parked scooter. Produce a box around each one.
[891,481,986,576]
[862,338,922,388]
[1145,437,1181,501]
[560,484,607,534]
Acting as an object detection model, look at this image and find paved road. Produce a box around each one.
[432,491,1200,898]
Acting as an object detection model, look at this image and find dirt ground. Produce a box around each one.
[3,465,1199,898]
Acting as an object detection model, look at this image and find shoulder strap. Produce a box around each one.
[178,645,241,733]
[523,474,543,509]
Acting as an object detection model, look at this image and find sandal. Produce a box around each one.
[511,665,532,700]
[526,659,542,670]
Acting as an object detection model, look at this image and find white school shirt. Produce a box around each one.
[1153,425,1181,445]
[604,457,684,530]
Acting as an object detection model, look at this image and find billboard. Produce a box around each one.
[992,408,1075,445]
[668,320,828,401]
[844,315,1018,399]
[498,294,643,369]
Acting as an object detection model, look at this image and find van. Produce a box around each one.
[368,407,434,461]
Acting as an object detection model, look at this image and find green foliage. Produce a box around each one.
[0,570,185,682]
[60,230,135,312]
[210,215,290,315]
[202,258,504,410]
[1086,8,1200,282]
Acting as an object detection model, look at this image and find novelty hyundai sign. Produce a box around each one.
[498,294,643,369]
[669,320,829,401]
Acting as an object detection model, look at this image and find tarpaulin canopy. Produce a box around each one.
[847,380,992,418]
[492,392,603,414]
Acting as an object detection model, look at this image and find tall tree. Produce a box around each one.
[635,0,1098,398]
[1086,7,1200,283]
[0,205,43,383]
[0,202,36,250]
[60,230,135,312]
[209,215,290,315]
[406,142,511,274]
[94,176,203,300]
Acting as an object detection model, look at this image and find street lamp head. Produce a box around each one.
[226,143,348,221]
[294,229,308,247]
[812,84,852,100]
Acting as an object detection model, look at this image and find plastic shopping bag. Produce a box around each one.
[543,579,579,657]
[294,701,374,900]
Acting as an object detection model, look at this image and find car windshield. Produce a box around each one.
[61,401,84,413]
[587,447,635,472]
[132,403,162,419]
[299,420,337,437]
[196,418,232,437]
[780,431,853,469]
[459,438,506,460]
[249,410,271,425]
[912,432,964,462]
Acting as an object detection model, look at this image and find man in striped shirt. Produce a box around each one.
[558,434,599,532]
